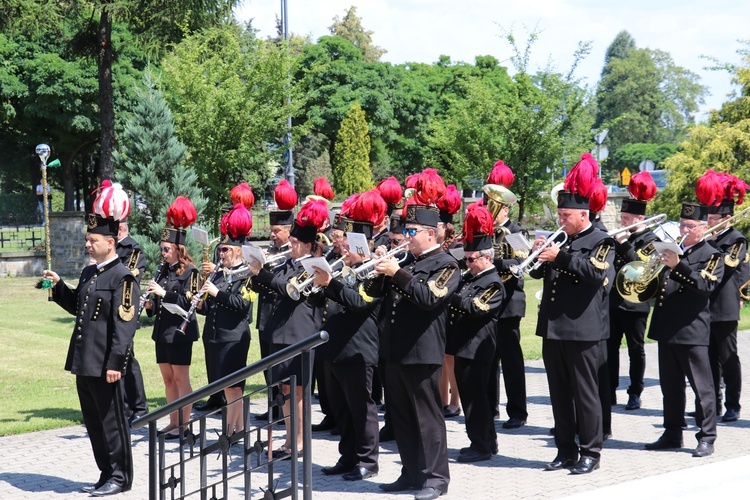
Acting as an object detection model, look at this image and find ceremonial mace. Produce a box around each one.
[35,144,60,300]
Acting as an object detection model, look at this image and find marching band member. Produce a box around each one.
[196,203,253,438]
[249,198,327,458]
[365,195,460,500]
[644,176,724,458]
[446,204,505,462]
[310,211,382,481]
[706,172,748,423]
[143,196,200,439]
[530,153,614,474]
[486,160,529,429]
[608,172,659,412]
[44,181,138,496]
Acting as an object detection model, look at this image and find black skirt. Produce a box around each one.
[270,343,314,386]
[205,334,250,389]
[155,340,193,366]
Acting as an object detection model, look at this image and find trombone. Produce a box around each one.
[341,242,411,282]
[509,226,568,278]
[607,214,668,238]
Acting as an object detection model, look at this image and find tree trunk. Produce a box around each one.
[62,155,75,212]
[98,6,115,181]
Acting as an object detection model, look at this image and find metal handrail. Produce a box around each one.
[132,330,329,429]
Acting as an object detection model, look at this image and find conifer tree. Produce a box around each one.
[332,102,373,195]
[113,68,208,272]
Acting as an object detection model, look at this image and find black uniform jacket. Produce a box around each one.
[493,220,527,319]
[116,236,146,285]
[198,264,252,343]
[530,225,615,341]
[254,257,321,345]
[611,227,660,314]
[648,239,724,345]
[250,246,285,339]
[308,273,381,365]
[372,229,391,251]
[709,228,748,322]
[147,262,200,343]
[446,268,505,362]
[365,246,461,365]
[53,259,140,377]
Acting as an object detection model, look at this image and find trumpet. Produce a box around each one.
[265,248,292,267]
[286,255,344,300]
[306,256,358,295]
[138,258,167,313]
[509,226,568,278]
[341,242,411,282]
[608,214,668,238]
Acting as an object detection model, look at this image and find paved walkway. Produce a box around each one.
[2,334,750,499]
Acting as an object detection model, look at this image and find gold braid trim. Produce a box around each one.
[127,249,140,276]
[636,242,656,262]
[187,270,200,301]
[472,284,501,312]
[428,266,457,298]
[725,242,744,268]
[358,283,374,303]
[589,244,612,270]
[700,254,721,282]
[118,277,135,321]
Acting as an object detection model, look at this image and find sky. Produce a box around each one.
[235,0,749,122]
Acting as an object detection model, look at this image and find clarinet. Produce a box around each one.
[138,258,167,314]
[176,256,222,335]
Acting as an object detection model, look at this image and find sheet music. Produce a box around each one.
[162,302,190,320]
[242,244,266,265]
[653,241,683,256]
[302,257,333,275]
[505,232,532,252]
[191,227,209,246]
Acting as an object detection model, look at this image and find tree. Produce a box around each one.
[112,68,208,271]
[609,143,678,173]
[601,30,636,76]
[328,5,386,62]
[161,23,304,228]
[333,102,373,195]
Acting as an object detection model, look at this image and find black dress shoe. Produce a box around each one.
[414,486,443,500]
[379,426,395,442]
[625,395,642,411]
[692,440,714,457]
[603,431,612,441]
[321,462,355,475]
[379,478,417,492]
[460,446,498,455]
[722,408,740,422]
[570,456,600,474]
[342,466,378,481]
[164,429,192,441]
[90,482,123,497]
[129,410,148,425]
[645,435,683,450]
[544,455,577,471]
[456,449,491,462]
[502,417,526,429]
[253,411,269,420]
[80,485,99,493]
[194,400,223,412]
[311,415,336,432]
[443,406,461,418]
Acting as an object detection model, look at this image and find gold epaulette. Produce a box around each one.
[725,242,744,268]
[589,244,612,270]
[700,254,721,282]
[127,249,141,277]
[472,284,501,312]
[118,276,136,321]
[428,266,457,298]
[358,283,374,303]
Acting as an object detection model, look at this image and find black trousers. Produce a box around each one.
[122,347,148,417]
[386,363,449,493]
[314,355,333,417]
[597,339,611,435]
[491,317,527,420]
[709,321,742,412]
[543,338,602,459]
[657,342,717,444]
[77,375,133,489]
[608,309,647,397]
[202,335,227,405]
[455,357,496,454]
[324,361,379,470]
[377,357,393,431]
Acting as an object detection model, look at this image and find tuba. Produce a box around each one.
[483,184,519,259]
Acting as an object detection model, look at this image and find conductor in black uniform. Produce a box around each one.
[447,205,505,462]
[115,220,149,423]
[645,200,723,457]
[706,176,747,423]
[45,193,139,496]
[365,204,460,500]
[530,185,614,475]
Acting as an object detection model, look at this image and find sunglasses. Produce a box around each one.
[465,256,484,263]
[218,247,232,253]
[389,239,405,245]
[402,227,427,237]
[160,246,171,253]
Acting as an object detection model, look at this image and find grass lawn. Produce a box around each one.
[1,275,748,436]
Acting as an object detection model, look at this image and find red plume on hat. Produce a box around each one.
[230,183,255,210]
[405,173,419,189]
[340,193,360,218]
[296,198,329,230]
[436,184,462,216]
[564,153,599,198]
[351,189,388,225]
[486,160,515,187]
[93,181,131,220]
[166,196,197,229]
[274,180,297,210]
[628,172,657,202]
[220,203,253,238]
[461,204,494,244]
[588,179,608,213]
[414,168,446,205]
[720,172,750,206]
[695,170,724,207]
[376,176,403,205]
[313,177,335,201]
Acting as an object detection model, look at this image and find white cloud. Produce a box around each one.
[236,0,748,119]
